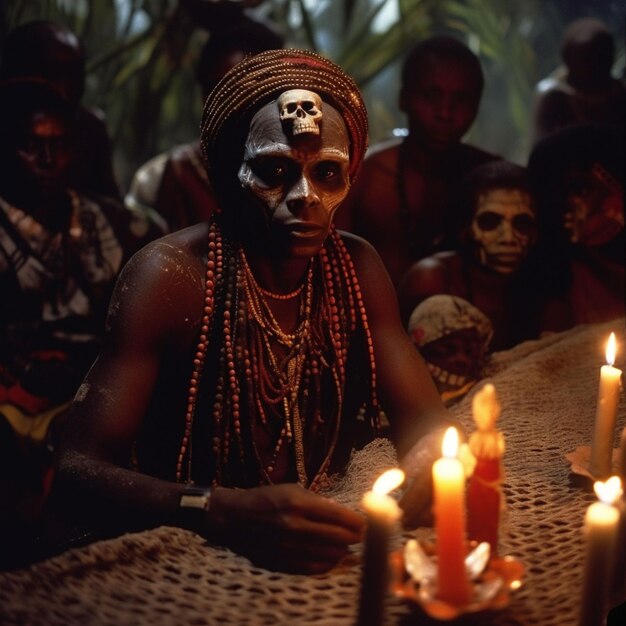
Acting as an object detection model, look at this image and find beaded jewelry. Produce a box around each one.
[176,221,381,490]
[176,48,378,490]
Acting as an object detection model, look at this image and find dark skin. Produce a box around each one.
[531,20,626,144]
[334,57,491,288]
[400,251,528,352]
[54,100,452,574]
[1,21,119,199]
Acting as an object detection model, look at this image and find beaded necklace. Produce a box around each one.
[176,220,381,490]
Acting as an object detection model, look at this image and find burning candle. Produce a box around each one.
[619,427,626,483]
[433,427,472,605]
[357,468,404,626]
[467,383,505,556]
[578,476,621,626]
[590,333,622,478]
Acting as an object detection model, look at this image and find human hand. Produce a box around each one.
[209,484,365,574]
[398,430,444,529]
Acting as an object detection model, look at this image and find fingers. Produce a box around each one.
[399,474,434,529]
[304,494,365,535]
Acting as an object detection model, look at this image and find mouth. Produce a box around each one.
[286,221,326,238]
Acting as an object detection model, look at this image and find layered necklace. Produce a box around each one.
[176,220,381,490]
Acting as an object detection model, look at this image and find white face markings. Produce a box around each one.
[471,188,536,274]
[237,95,351,253]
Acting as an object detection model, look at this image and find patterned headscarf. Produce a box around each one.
[408,295,493,348]
[200,48,368,202]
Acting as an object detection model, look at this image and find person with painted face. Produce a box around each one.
[528,124,624,329]
[0,20,120,200]
[49,50,455,574]
[408,295,493,405]
[399,160,541,351]
[0,78,149,568]
[334,36,497,288]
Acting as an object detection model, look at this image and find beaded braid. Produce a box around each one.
[176,221,381,489]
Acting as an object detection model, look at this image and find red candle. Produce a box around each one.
[467,384,505,556]
[433,427,472,605]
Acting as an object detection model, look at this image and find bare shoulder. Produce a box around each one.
[336,231,396,300]
[361,139,400,176]
[107,223,208,339]
[411,251,457,273]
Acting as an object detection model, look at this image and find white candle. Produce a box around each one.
[578,477,621,626]
[590,333,622,478]
[357,469,404,626]
[433,427,472,605]
[610,477,626,601]
[619,427,626,483]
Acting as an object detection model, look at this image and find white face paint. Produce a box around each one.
[471,188,536,274]
[237,94,350,258]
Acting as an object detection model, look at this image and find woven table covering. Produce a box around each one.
[1,319,624,626]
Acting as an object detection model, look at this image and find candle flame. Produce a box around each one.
[594,476,623,505]
[372,468,405,495]
[606,332,616,366]
[442,427,459,458]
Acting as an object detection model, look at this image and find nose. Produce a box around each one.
[498,219,516,244]
[37,143,55,170]
[436,95,453,122]
[286,174,319,213]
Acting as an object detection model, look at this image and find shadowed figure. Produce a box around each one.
[334,36,497,288]
[126,17,284,232]
[528,124,624,330]
[0,20,121,200]
[0,78,155,568]
[531,18,626,146]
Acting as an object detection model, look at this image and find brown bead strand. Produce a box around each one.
[176,223,222,482]
[332,230,381,429]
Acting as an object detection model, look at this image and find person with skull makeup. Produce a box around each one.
[408,295,493,405]
[48,50,454,574]
[399,160,541,352]
[527,124,624,329]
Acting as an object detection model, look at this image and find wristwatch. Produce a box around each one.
[178,485,211,530]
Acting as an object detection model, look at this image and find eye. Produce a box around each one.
[475,211,503,231]
[512,214,536,235]
[250,158,292,187]
[313,161,342,183]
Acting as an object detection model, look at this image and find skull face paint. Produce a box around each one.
[277,89,323,136]
[471,188,536,274]
[563,162,624,247]
[238,93,350,258]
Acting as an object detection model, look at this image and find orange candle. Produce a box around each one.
[433,427,472,605]
[590,333,622,478]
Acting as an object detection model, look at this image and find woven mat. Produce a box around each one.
[1,320,625,626]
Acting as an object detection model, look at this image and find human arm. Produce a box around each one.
[344,234,461,525]
[52,229,363,573]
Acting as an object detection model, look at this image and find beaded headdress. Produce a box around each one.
[200,48,369,200]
